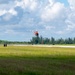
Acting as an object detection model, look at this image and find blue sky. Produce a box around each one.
[0,0,75,41]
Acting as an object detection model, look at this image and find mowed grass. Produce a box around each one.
[0,46,75,75]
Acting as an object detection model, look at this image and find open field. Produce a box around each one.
[0,45,75,75]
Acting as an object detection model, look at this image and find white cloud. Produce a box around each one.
[8,9,17,15]
[0,1,17,21]
[1,0,75,41]
[56,31,64,34]
[41,2,65,22]
[68,0,75,10]
[65,0,75,32]
[29,0,38,11]
[15,0,38,11]
[49,0,55,6]
[44,25,55,30]
[5,29,15,34]
[15,0,25,8]
[0,10,7,16]
[0,9,17,21]
[65,19,75,31]
[0,9,17,16]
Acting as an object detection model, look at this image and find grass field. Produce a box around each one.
[0,45,75,75]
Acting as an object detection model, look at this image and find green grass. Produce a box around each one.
[0,46,75,75]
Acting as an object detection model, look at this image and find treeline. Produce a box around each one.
[1,37,75,45]
[30,36,75,44]
[0,40,29,44]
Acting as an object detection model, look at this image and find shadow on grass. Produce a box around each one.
[0,55,75,75]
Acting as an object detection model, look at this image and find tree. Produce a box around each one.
[73,38,75,44]
[44,38,50,44]
[56,38,64,44]
[50,37,55,45]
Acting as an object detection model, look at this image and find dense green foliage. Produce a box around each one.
[0,46,75,75]
[1,37,75,45]
[31,37,75,44]
[0,40,29,44]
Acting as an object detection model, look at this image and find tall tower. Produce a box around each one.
[34,31,39,37]
[34,31,39,44]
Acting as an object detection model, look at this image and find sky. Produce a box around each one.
[0,0,75,41]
